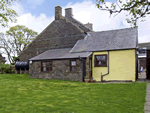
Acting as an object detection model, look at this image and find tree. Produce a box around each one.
[0,0,20,27]
[0,25,38,64]
[95,0,150,27]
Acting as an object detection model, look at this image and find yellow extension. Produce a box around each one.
[92,49,136,82]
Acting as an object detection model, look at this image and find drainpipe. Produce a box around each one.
[79,56,86,82]
[101,51,109,82]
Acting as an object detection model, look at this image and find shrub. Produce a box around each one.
[85,76,89,79]
[0,62,15,74]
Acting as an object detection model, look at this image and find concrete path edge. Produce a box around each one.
[144,83,150,113]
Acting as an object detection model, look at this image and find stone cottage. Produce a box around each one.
[19,6,93,61]
[19,6,138,82]
[18,5,93,79]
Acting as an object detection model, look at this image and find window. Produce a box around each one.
[41,61,52,72]
[138,48,147,54]
[94,55,107,67]
[70,60,77,72]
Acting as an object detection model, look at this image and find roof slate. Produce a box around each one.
[70,27,138,52]
[65,17,93,32]
[138,42,150,49]
[29,48,92,61]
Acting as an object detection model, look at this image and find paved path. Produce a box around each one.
[139,72,146,79]
[144,83,150,113]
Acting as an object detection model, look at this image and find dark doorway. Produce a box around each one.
[89,55,92,79]
[137,52,146,80]
[146,50,150,79]
[138,59,146,80]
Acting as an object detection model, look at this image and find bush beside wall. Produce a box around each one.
[0,63,15,74]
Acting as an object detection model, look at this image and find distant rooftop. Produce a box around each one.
[138,42,150,49]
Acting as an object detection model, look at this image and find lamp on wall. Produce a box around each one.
[29,60,32,64]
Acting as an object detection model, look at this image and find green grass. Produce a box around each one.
[0,74,147,113]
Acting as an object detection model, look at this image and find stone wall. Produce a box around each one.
[19,19,86,61]
[19,6,93,62]
[29,59,84,82]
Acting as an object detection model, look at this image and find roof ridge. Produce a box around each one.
[87,27,136,34]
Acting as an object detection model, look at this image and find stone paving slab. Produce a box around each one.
[145,84,150,113]
[146,92,150,95]
[146,97,150,100]
[144,106,150,111]
[146,95,150,97]
[146,97,150,102]
[145,111,150,113]
[147,90,150,93]
[145,102,150,106]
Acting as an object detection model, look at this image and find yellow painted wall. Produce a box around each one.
[92,49,136,82]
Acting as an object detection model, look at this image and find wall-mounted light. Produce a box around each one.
[29,60,32,64]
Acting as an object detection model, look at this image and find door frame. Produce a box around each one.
[89,54,93,79]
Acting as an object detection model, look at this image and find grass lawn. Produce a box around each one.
[0,74,147,113]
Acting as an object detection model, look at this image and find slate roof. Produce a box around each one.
[70,27,138,52]
[138,42,150,49]
[65,17,93,32]
[29,48,92,61]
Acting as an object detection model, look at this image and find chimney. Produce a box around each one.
[84,22,93,30]
[55,5,62,20]
[65,8,73,18]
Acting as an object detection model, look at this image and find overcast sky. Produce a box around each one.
[1,0,150,63]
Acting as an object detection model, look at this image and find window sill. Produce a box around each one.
[94,66,107,67]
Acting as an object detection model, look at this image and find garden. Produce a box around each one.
[0,74,147,113]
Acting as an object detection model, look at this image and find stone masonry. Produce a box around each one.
[29,59,84,82]
[19,6,93,61]
[19,19,86,61]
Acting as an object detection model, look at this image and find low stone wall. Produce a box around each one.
[29,59,84,82]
